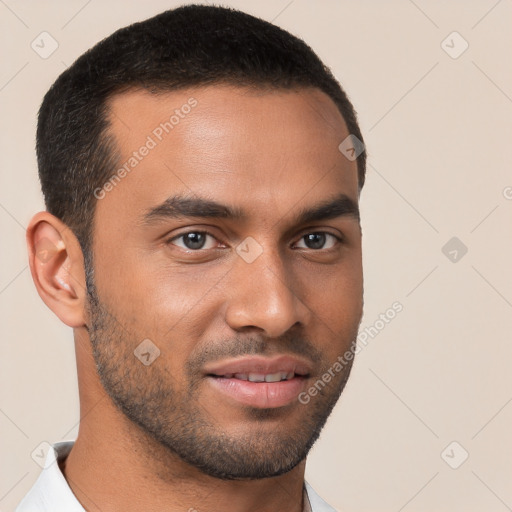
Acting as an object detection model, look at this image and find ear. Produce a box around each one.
[26,212,88,328]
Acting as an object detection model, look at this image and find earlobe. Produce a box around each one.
[27,212,87,328]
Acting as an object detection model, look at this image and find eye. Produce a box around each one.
[168,231,219,251]
[294,232,341,250]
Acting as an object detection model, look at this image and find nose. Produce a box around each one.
[224,245,311,338]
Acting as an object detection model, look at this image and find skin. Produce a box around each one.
[26,85,363,512]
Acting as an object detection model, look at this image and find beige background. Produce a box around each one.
[1,1,511,511]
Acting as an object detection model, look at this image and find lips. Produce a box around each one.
[222,371,295,383]
[204,355,311,379]
[204,355,312,408]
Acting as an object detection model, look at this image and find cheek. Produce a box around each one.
[90,260,220,375]
[299,258,363,352]
[300,251,363,308]
[118,262,229,356]
[332,268,363,318]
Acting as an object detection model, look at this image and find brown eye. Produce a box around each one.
[169,231,217,250]
[295,232,340,250]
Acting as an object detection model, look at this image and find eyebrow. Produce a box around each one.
[142,192,359,226]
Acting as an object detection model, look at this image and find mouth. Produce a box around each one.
[203,356,312,408]
[207,371,301,382]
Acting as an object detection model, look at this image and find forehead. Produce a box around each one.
[97,85,359,226]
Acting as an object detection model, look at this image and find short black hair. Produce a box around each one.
[37,3,366,259]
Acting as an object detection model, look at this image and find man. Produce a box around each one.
[18,4,366,511]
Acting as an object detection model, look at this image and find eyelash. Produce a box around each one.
[166,230,344,252]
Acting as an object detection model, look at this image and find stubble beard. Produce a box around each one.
[84,262,357,480]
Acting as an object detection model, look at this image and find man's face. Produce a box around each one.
[86,85,363,479]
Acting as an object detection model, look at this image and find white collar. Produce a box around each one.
[16,441,337,512]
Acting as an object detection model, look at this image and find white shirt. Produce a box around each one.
[16,441,338,512]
